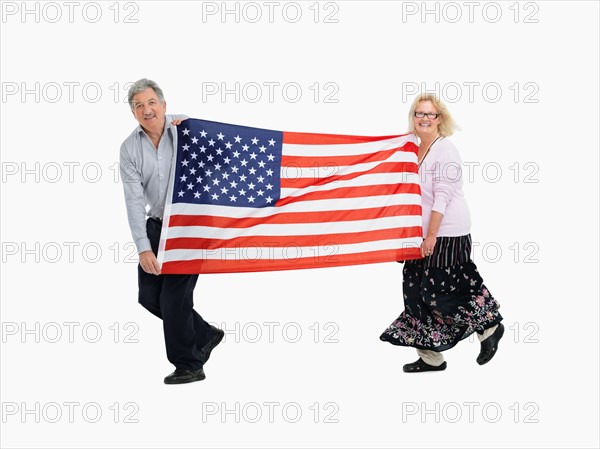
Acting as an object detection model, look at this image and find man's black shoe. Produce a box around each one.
[477,323,504,365]
[200,326,225,365]
[164,368,205,384]
[403,358,447,373]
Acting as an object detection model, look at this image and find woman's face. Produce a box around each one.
[414,101,441,139]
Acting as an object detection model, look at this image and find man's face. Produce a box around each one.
[131,87,167,134]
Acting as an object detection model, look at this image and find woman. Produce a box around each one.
[380,93,504,372]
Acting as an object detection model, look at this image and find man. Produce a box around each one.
[119,78,224,384]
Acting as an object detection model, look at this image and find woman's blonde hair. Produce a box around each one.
[408,93,459,137]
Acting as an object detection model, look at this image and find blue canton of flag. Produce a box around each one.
[172,119,283,208]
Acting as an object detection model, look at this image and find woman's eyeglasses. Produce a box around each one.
[414,112,440,119]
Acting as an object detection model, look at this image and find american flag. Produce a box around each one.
[157,118,423,274]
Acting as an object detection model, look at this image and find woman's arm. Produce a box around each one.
[422,211,443,257]
[422,140,462,256]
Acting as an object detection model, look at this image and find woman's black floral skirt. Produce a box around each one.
[380,235,502,352]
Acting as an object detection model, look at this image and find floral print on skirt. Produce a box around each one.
[380,257,502,352]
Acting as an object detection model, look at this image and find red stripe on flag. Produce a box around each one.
[281,145,418,168]
[160,247,423,274]
[168,205,422,228]
[283,131,408,145]
[164,226,423,251]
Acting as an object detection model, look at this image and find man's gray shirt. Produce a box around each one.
[120,114,187,254]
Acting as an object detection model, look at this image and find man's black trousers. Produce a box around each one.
[138,217,211,370]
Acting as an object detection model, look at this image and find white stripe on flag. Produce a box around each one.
[280,151,416,178]
[280,172,418,198]
[165,215,422,239]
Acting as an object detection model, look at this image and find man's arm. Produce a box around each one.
[119,142,161,275]
[120,142,152,254]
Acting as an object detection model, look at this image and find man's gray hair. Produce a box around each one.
[127,78,165,110]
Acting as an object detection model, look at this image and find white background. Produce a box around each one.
[1,1,598,447]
